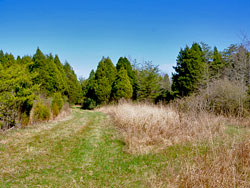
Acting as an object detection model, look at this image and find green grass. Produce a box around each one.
[0,108,249,187]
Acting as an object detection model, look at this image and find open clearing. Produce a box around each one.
[0,107,249,187]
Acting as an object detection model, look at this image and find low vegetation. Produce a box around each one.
[0,107,249,187]
[32,101,51,122]
[98,102,225,154]
[98,101,250,187]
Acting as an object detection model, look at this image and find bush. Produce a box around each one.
[21,113,30,126]
[205,79,248,117]
[154,89,174,104]
[82,98,97,110]
[51,103,59,117]
[51,93,63,118]
[177,79,249,117]
[33,101,51,122]
[51,93,63,111]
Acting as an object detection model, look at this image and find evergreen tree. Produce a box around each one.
[111,67,133,100]
[31,49,66,95]
[46,54,61,94]
[95,57,116,103]
[82,70,97,109]
[0,63,38,129]
[94,77,111,104]
[116,57,134,80]
[63,62,81,104]
[95,57,116,84]
[84,70,96,99]
[31,48,52,94]
[172,43,206,97]
[209,47,224,79]
[116,57,138,100]
[0,50,4,63]
[54,55,68,93]
[137,61,161,101]
[0,51,15,67]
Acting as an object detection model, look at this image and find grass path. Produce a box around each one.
[0,108,169,187]
[0,108,249,187]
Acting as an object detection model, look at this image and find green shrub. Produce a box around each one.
[51,93,63,117]
[21,113,30,126]
[82,98,97,110]
[52,93,63,110]
[33,101,51,122]
[51,103,60,118]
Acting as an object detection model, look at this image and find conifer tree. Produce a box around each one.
[63,62,81,104]
[94,77,111,104]
[209,47,224,79]
[172,43,206,97]
[116,57,134,80]
[0,63,38,128]
[95,57,116,84]
[0,51,15,67]
[54,55,68,93]
[31,48,52,94]
[111,67,133,100]
[95,57,116,104]
[81,70,97,109]
[116,57,138,99]
[137,61,161,101]
[84,70,96,99]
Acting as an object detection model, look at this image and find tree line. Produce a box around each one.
[1,40,250,129]
[82,41,250,113]
[0,48,81,129]
[81,57,171,109]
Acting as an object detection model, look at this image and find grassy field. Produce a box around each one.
[0,106,249,187]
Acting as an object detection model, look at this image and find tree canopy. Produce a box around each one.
[172,43,206,97]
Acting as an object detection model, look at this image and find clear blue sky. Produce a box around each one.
[0,0,250,78]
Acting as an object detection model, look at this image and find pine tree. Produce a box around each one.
[111,67,133,100]
[172,43,206,97]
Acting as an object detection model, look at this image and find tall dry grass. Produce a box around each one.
[168,139,250,187]
[97,102,225,154]
[98,101,250,187]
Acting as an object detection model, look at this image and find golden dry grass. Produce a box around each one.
[167,139,250,187]
[98,102,225,154]
[98,101,250,187]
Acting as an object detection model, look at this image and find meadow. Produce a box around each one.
[0,104,249,187]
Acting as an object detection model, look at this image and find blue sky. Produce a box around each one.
[0,0,250,78]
